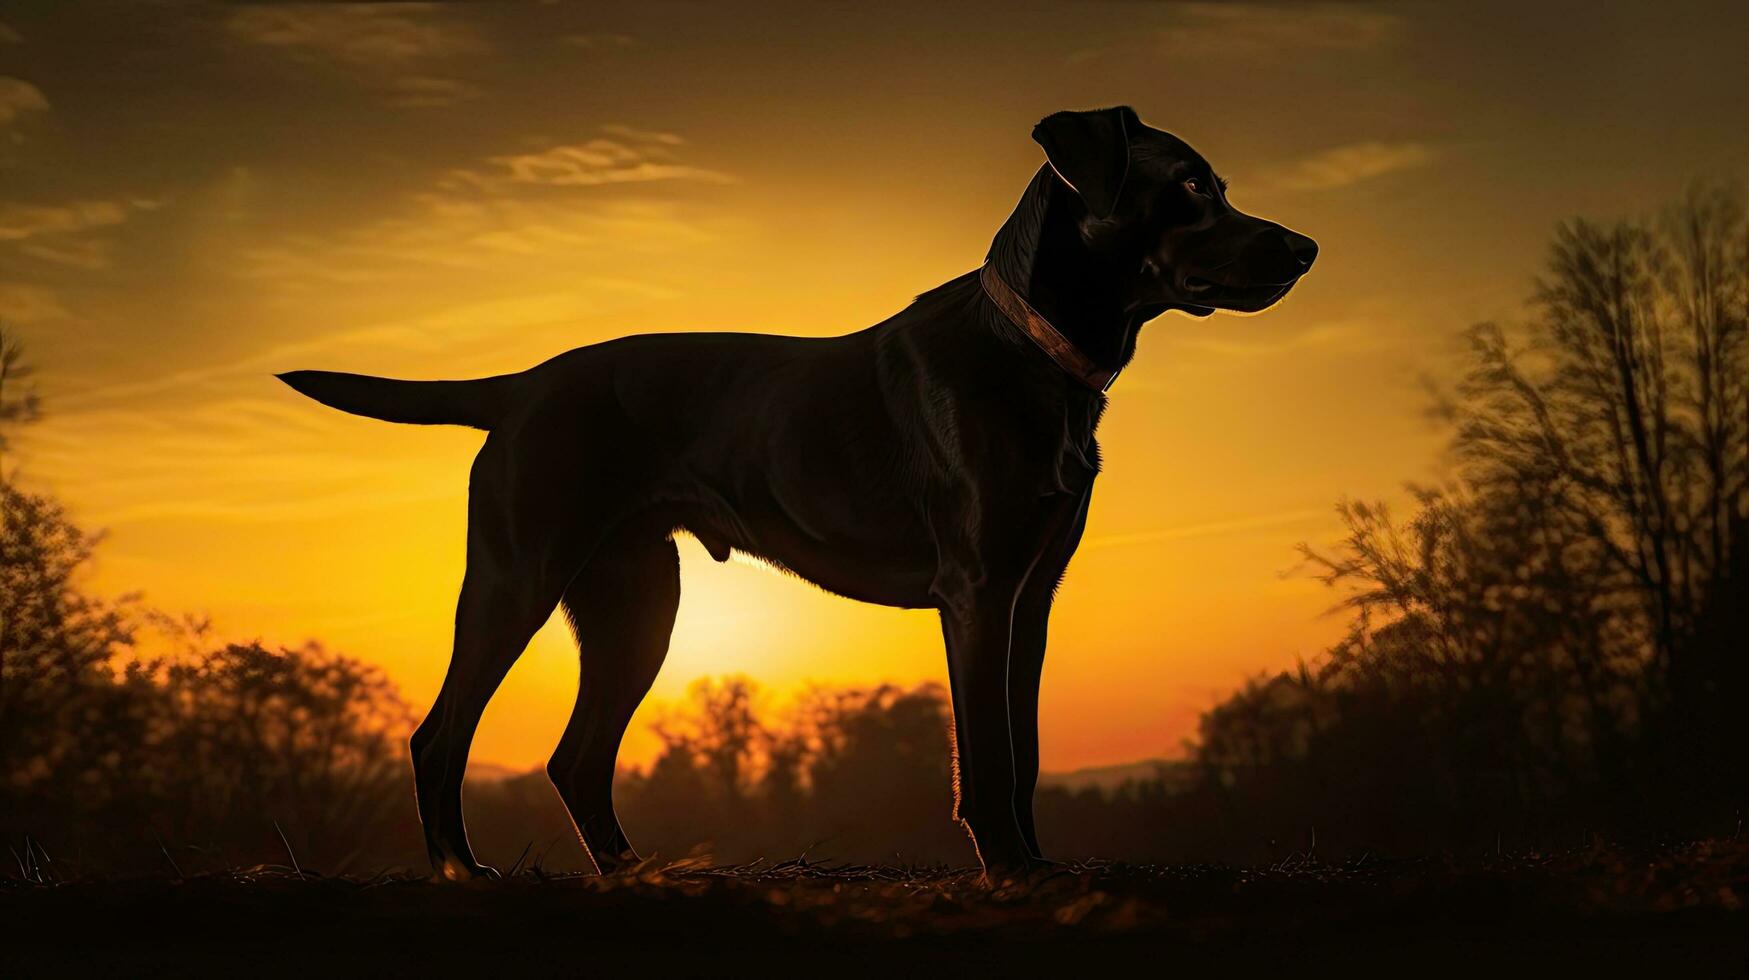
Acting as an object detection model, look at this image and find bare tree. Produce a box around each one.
[0,324,43,478]
[1453,183,1749,713]
[1267,181,1749,841]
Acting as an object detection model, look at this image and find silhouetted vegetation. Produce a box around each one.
[1,474,420,874]
[1180,182,1749,858]
[4,187,1748,879]
[0,332,417,873]
[0,326,43,477]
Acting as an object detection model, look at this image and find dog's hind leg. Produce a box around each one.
[409,451,596,881]
[410,562,565,880]
[548,526,680,874]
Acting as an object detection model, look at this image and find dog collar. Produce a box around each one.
[979,264,1117,392]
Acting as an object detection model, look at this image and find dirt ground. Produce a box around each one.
[5,842,1747,977]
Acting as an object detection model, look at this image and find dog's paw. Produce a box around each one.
[980,856,1082,892]
[588,848,645,876]
[434,857,501,882]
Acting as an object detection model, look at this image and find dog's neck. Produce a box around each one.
[985,166,1147,389]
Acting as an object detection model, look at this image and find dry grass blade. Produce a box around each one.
[154,834,184,879]
[273,822,304,880]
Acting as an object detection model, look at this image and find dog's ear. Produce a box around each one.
[1032,106,1138,220]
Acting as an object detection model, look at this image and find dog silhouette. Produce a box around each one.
[282,106,1316,879]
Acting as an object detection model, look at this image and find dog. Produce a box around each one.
[280,106,1316,879]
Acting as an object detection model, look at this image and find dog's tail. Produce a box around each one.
[276,370,515,430]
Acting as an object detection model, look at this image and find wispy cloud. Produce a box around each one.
[1158,2,1405,57]
[237,125,733,287]
[237,195,717,287]
[561,32,636,50]
[385,75,483,108]
[20,392,465,526]
[50,288,676,414]
[1072,2,1404,65]
[0,197,161,270]
[225,3,486,108]
[20,238,112,270]
[1253,141,1436,193]
[1164,320,1387,360]
[23,289,688,526]
[0,198,154,241]
[1084,508,1328,551]
[0,281,70,323]
[0,76,48,126]
[27,149,724,516]
[225,4,481,67]
[599,124,683,146]
[439,127,733,193]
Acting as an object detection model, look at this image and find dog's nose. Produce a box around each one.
[1283,230,1318,271]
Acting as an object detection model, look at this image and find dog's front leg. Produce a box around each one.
[938,579,1035,876]
[1007,588,1054,861]
[1008,486,1094,860]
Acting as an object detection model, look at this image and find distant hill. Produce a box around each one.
[467,758,1191,792]
[464,760,530,784]
[1039,759,1189,793]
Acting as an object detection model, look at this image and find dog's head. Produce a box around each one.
[1031,105,1316,317]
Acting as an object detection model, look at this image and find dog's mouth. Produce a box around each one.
[1182,275,1298,313]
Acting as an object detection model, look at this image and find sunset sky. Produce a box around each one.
[4,1,1746,774]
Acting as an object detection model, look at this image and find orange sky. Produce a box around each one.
[4,1,1746,773]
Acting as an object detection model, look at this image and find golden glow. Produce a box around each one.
[7,1,1742,772]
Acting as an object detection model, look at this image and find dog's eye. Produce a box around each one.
[1184,178,1208,197]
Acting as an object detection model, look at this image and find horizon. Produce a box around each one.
[5,0,1748,774]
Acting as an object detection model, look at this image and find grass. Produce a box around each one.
[5,841,1747,976]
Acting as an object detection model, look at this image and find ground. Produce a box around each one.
[5,842,1747,977]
